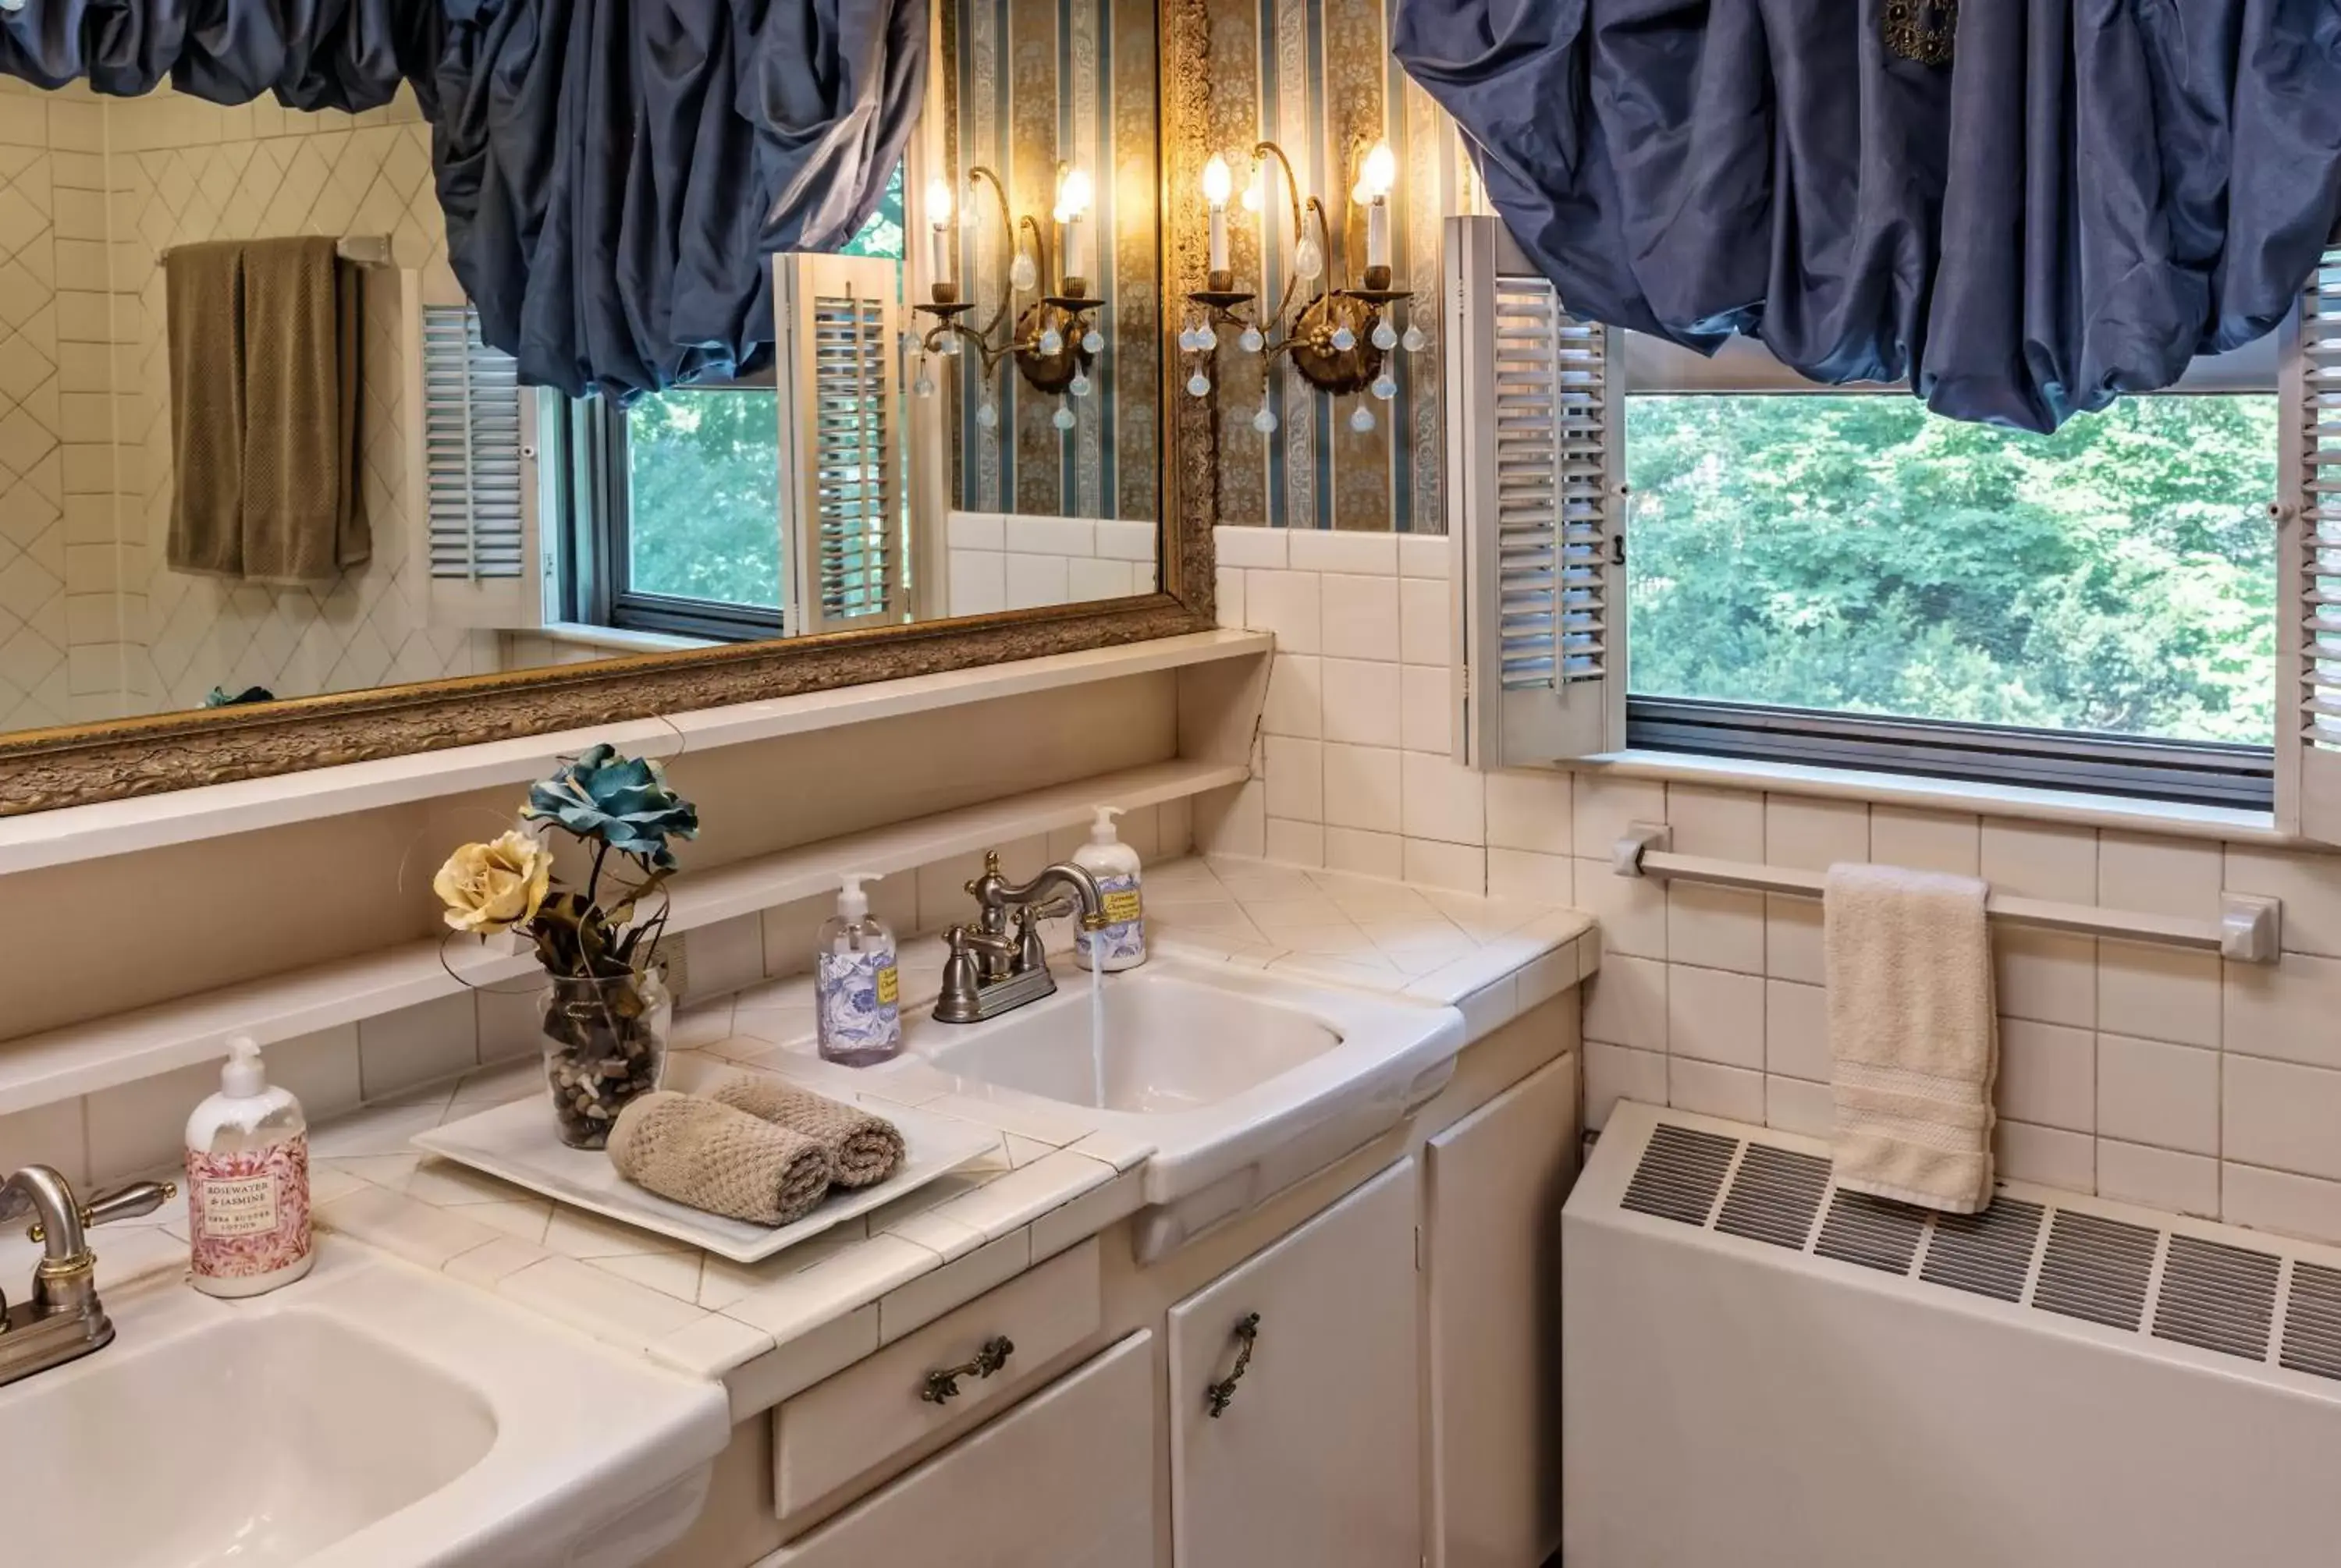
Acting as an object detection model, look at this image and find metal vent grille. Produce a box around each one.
[1620,1124,1739,1227]
[2034,1211,2160,1331]
[2280,1262,2341,1381]
[1813,1190,1930,1275]
[2152,1236,2281,1360]
[1920,1199,2044,1303]
[1714,1145,1831,1250]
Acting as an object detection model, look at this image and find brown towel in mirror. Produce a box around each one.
[709,1077,907,1188]
[237,236,368,584]
[164,241,247,577]
[608,1091,835,1227]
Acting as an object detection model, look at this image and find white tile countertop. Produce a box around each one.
[9,857,1594,1421]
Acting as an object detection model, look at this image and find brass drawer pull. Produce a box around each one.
[1205,1312,1260,1417]
[920,1335,1014,1404]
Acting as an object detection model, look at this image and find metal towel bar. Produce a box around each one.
[1611,821,2283,964]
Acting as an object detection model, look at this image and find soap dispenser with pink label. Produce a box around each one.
[184,1036,314,1297]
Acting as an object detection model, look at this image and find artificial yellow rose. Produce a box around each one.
[433,830,554,935]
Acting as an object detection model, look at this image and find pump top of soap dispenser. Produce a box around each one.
[836,871,880,920]
[1086,805,1124,845]
[221,1036,268,1097]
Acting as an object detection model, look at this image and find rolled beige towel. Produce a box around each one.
[608,1091,834,1226]
[709,1077,907,1189]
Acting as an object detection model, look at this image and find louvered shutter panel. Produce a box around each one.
[402,270,543,629]
[774,253,907,636]
[1444,215,1626,767]
[2280,239,2341,841]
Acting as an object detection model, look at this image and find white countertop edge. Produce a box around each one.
[0,630,1272,877]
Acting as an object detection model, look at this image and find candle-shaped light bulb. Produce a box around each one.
[1360,140,1395,271]
[1202,154,1232,276]
[1058,167,1094,287]
[925,177,956,291]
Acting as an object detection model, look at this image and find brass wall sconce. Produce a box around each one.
[1179,139,1426,435]
[912,164,1107,433]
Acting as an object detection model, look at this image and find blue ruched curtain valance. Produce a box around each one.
[0,0,925,401]
[414,0,927,399]
[1392,0,2341,432]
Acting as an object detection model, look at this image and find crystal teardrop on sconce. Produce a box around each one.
[1010,251,1038,292]
[1371,375,1397,400]
[1293,237,1324,280]
[977,399,1000,428]
[914,374,935,397]
[1196,325,1218,352]
[1252,405,1279,435]
[1240,326,1264,353]
[940,334,962,357]
[1070,373,1092,397]
[1401,325,1427,353]
[1082,329,1105,354]
[1372,321,1398,351]
[1349,404,1375,433]
[1187,371,1211,397]
[1052,403,1076,431]
[1039,328,1064,355]
[1330,325,1355,352]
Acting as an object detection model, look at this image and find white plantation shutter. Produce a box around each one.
[1444,215,1626,767]
[774,253,907,636]
[2280,239,2341,840]
[403,270,544,629]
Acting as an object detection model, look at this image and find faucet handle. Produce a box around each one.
[26,1180,175,1245]
[87,1180,175,1229]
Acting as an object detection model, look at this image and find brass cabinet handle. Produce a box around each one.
[921,1335,1014,1403]
[1205,1313,1260,1417]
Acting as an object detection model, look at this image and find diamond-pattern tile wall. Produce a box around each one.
[112,83,497,716]
[0,79,503,733]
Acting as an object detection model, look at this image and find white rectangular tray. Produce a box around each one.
[414,1081,999,1264]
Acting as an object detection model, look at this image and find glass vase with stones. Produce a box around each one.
[540,970,671,1149]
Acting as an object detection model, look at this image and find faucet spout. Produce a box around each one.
[998,862,1110,930]
[0,1165,87,1268]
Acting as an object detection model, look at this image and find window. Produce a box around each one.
[562,170,908,640]
[1442,215,2304,814]
[1622,388,2279,807]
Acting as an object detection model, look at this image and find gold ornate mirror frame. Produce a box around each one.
[0,7,1229,818]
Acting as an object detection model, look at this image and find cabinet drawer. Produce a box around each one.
[773,1237,1103,1520]
[763,1332,1156,1568]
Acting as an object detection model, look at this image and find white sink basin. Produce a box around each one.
[0,1240,727,1568]
[911,956,1463,1251]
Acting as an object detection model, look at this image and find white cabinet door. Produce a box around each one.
[1168,1158,1421,1568]
[1425,1052,1579,1567]
[770,1331,1156,1568]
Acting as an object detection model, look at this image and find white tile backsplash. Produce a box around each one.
[1319,573,1398,661]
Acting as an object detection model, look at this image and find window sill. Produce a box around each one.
[535,621,719,655]
[1579,748,2290,846]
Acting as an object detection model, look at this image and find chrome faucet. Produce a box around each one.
[0,1164,175,1387]
[933,851,1111,1023]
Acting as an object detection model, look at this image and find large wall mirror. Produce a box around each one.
[0,8,1207,814]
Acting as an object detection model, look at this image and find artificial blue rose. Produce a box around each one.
[524,743,701,871]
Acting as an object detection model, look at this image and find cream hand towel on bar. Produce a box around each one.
[1825,862,1998,1213]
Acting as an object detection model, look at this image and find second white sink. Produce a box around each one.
[0,1240,728,1568]
[911,956,1463,1247]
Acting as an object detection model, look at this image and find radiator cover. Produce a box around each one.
[1565,1103,2341,1568]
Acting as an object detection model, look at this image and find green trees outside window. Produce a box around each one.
[1625,394,2278,747]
